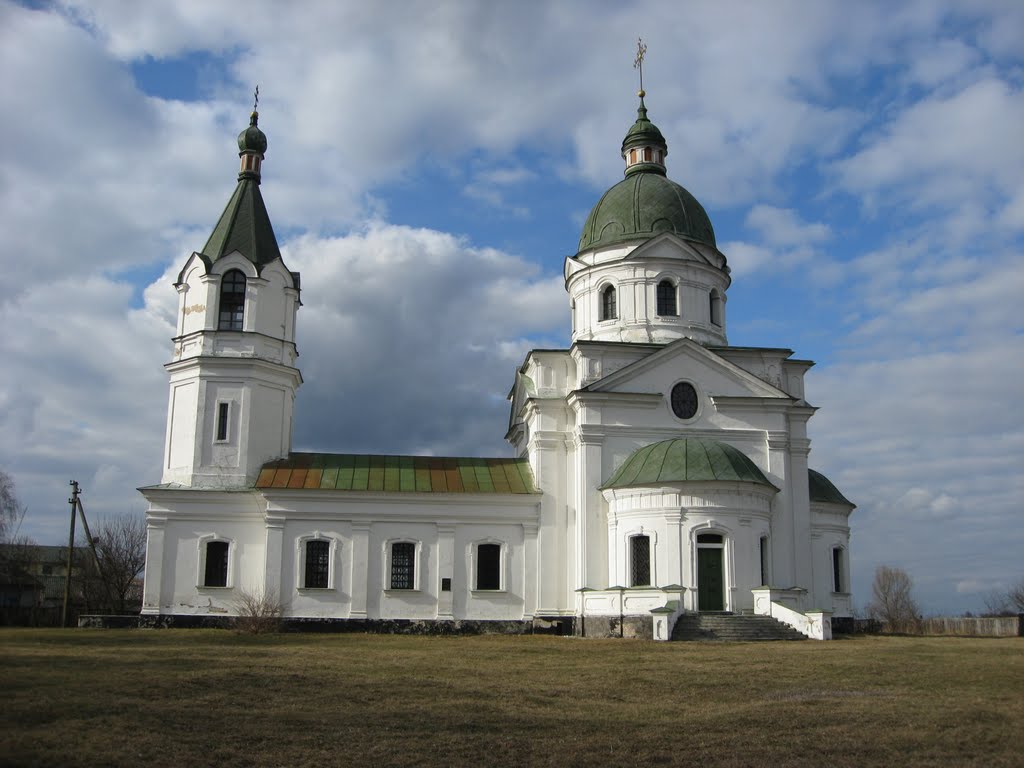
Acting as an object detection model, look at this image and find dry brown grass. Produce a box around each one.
[1,630,1021,767]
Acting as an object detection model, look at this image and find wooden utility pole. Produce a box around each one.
[75,493,114,609]
[62,480,80,628]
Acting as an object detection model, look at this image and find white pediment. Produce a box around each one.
[584,338,790,400]
[628,233,727,271]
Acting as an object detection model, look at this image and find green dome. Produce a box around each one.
[578,172,716,252]
[808,469,855,507]
[238,111,268,154]
[601,438,775,490]
[579,97,715,253]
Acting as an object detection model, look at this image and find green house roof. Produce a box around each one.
[601,438,775,490]
[256,453,537,494]
[808,469,855,507]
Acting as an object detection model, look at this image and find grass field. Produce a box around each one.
[1,630,1021,767]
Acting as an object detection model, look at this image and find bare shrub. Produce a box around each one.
[867,565,921,633]
[233,588,283,634]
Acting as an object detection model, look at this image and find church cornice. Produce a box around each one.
[567,390,663,409]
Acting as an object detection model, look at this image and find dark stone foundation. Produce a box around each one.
[81,614,576,635]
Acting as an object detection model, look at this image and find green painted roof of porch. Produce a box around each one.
[256,453,537,494]
[601,438,775,490]
[808,469,855,507]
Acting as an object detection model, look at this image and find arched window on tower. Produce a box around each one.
[600,285,617,321]
[219,270,246,331]
[709,290,723,327]
[656,280,677,316]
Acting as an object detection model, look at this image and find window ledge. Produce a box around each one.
[384,588,420,594]
[197,585,233,590]
[297,587,334,592]
[470,589,507,595]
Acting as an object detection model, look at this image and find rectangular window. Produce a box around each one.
[832,549,843,592]
[204,541,229,587]
[390,542,415,590]
[630,535,651,587]
[215,401,230,442]
[476,543,501,590]
[304,540,330,589]
[760,537,769,586]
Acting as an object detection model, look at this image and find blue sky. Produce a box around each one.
[1,0,1022,615]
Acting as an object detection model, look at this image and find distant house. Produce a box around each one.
[0,544,88,625]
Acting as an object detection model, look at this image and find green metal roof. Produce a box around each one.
[199,110,281,270]
[601,438,775,490]
[808,469,855,507]
[256,453,537,494]
[201,176,282,268]
[238,111,268,154]
[622,96,667,158]
[578,167,716,253]
[578,97,716,254]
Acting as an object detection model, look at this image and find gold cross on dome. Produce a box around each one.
[633,38,648,94]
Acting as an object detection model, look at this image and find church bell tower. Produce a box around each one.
[160,104,302,489]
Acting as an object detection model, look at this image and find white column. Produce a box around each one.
[263,513,285,605]
[141,515,166,615]
[767,431,795,587]
[437,523,455,620]
[523,521,539,619]
[663,509,684,588]
[350,521,371,619]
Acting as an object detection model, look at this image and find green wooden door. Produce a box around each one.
[697,548,724,611]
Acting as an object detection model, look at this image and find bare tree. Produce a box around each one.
[86,514,147,614]
[981,578,1024,616]
[1011,580,1024,613]
[867,565,921,633]
[0,469,26,544]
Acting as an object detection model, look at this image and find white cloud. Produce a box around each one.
[835,78,1024,232]
[745,206,831,247]
[284,225,565,457]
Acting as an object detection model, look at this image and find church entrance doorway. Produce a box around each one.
[696,534,725,611]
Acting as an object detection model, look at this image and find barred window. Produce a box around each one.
[630,535,651,587]
[656,280,677,316]
[218,270,246,330]
[204,541,229,587]
[476,543,501,590]
[760,537,769,587]
[390,542,415,590]
[600,285,617,321]
[304,540,330,589]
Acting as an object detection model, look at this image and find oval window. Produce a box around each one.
[670,382,698,420]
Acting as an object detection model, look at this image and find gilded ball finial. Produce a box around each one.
[638,89,646,98]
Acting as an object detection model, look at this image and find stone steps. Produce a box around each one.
[671,612,807,641]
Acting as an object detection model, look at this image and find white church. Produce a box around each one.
[139,88,854,640]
